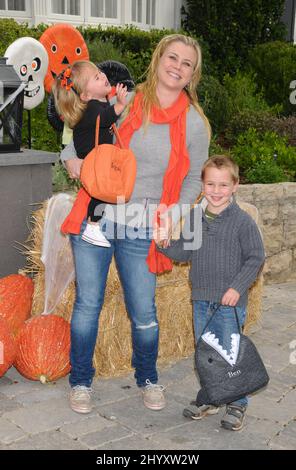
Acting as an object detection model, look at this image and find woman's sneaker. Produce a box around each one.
[221,404,246,431]
[70,385,93,414]
[142,379,166,411]
[82,223,111,247]
[183,404,220,420]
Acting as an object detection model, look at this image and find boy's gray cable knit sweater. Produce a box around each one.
[158,201,265,308]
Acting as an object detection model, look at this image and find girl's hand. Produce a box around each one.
[221,288,240,307]
[115,83,128,109]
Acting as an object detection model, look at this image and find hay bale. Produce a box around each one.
[25,197,263,377]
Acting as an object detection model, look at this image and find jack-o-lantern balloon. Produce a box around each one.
[5,37,49,110]
[39,23,89,93]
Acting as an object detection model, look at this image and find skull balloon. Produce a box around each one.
[5,37,49,111]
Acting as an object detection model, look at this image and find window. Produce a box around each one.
[91,0,117,19]
[132,0,155,25]
[51,0,80,16]
[146,0,155,25]
[0,0,25,10]
[132,0,142,23]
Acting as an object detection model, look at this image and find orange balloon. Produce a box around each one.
[39,23,89,93]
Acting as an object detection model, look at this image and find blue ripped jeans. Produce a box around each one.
[193,301,248,408]
[69,220,158,388]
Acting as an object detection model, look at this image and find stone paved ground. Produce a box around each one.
[0,282,295,450]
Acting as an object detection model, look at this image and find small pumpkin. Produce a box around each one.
[0,274,34,335]
[14,314,71,383]
[0,317,16,377]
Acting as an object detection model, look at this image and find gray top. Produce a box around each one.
[60,104,209,227]
[157,200,265,307]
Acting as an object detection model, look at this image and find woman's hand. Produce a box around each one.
[221,288,240,307]
[65,158,83,179]
[153,212,172,248]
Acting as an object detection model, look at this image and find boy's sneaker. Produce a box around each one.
[142,379,166,411]
[82,223,111,247]
[70,385,93,414]
[183,404,220,420]
[221,404,246,431]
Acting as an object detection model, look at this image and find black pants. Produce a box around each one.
[87,198,106,223]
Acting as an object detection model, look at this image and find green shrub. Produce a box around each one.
[245,160,286,183]
[209,135,230,157]
[0,19,46,55]
[249,41,296,114]
[224,109,276,145]
[87,38,125,65]
[182,0,286,77]
[22,98,60,152]
[223,72,275,115]
[268,115,296,146]
[198,75,230,134]
[232,128,296,182]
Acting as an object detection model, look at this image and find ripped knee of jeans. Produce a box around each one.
[135,321,158,330]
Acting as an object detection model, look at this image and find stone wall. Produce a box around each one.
[237,183,296,283]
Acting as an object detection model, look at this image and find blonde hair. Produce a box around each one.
[124,34,211,137]
[52,60,98,128]
[201,155,240,183]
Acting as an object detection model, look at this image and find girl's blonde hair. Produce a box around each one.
[52,60,98,128]
[201,155,240,183]
[125,34,211,138]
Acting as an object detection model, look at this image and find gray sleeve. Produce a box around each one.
[157,237,192,263]
[230,219,265,296]
[170,108,209,225]
[60,139,77,165]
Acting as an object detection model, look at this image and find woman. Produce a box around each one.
[60,34,210,414]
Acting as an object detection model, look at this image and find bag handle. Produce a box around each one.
[200,304,242,336]
[95,115,125,149]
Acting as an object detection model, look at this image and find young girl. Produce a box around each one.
[53,60,128,246]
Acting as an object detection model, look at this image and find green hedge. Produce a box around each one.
[231,128,296,183]
[249,41,296,115]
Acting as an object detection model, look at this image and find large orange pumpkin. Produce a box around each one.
[39,23,89,93]
[14,315,71,383]
[0,274,34,335]
[0,317,16,377]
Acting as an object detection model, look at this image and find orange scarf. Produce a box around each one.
[61,91,190,274]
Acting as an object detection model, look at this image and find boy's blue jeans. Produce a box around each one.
[193,301,248,408]
[69,220,158,388]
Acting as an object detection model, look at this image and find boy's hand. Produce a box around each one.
[153,212,172,248]
[221,288,240,306]
[153,227,169,247]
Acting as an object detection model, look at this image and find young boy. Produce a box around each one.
[155,155,265,431]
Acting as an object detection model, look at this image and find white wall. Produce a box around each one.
[0,0,183,30]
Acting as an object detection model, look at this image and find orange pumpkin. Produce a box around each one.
[0,274,34,335]
[39,23,89,93]
[0,317,16,377]
[14,315,71,383]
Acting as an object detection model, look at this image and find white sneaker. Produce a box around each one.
[70,385,93,414]
[142,379,166,411]
[82,223,111,247]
